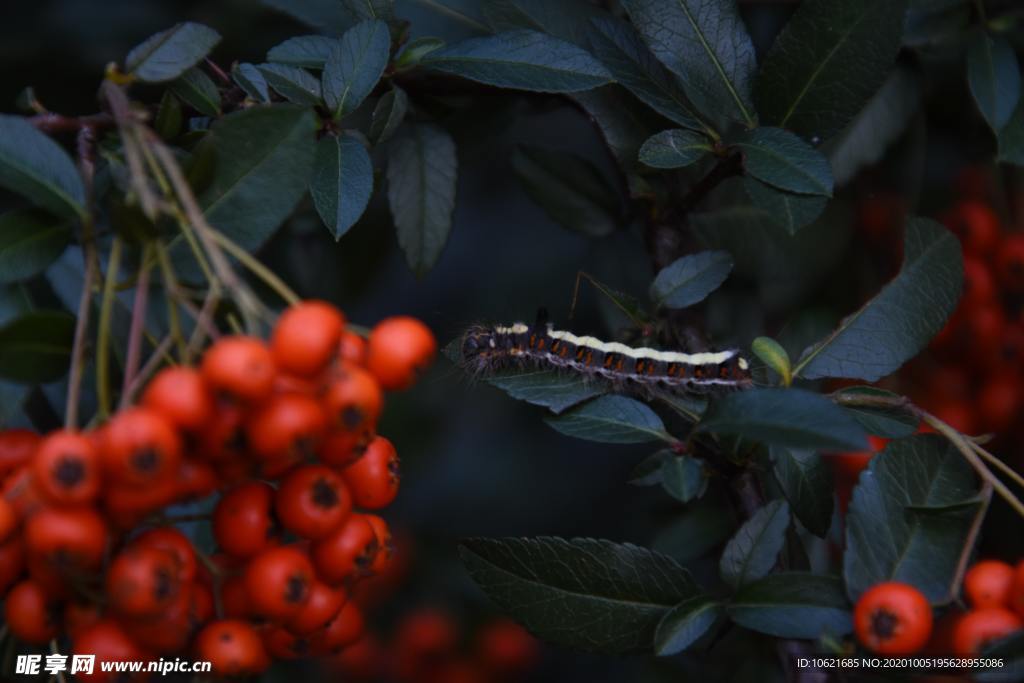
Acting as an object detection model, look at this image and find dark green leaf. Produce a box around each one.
[834,386,919,438]
[460,536,700,654]
[423,30,612,93]
[653,491,736,562]
[629,451,670,486]
[638,129,711,169]
[586,17,704,132]
[258,64,323,105]
[267,35,336,68]
[698,388,867,451]
[750,336,791,386]
[967,30,1021,132]
[743,177,827,235]
[323,20,391,117]
[0,115,85,221]
[545,395,672,444]
[386,123,457,276]
[999,99,1024,166]
[483,0,604,46]
[650,250,734,309]
[310,133,373,240]
[511,146,620,238]
[154,91,183,140]
[728,572,852,639]
[622,0,757,126]
[654,597,723,655]
[754,0,907,141]
[0,311,75,383]
[125,22,221,83]
[794,218,962,381]
[734,127,833,197]
[395,37,446,68]
[844,434,983,603]
[342,0,394,21]
[660,453,707,503]
[0,210,71,284]
[170,67,221,117]
[772,447,834,537]
[487,369,606,414]
[719,499,790,589]
[369,87,409,143]
[232,63,270,102]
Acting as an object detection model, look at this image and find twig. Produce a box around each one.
[100,81,160,220]
[950,483,993,598]
[970,441,1024,492]
[95,237,123,419]
[30,112,113,134]
[205,58,232,86]
[120,246,153,408]
[677,153,743,215]
[206,229,300,306]
[121,336,174,405]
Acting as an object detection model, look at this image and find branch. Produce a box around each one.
[678,153,743,215]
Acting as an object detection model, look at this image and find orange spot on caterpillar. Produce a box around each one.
[604,355,615,368]
[667,364,677,376]
[551,340,560,352]
[586,351,593,365]
[576,347,585,360]
[635,360,645,373]
[529,334,537,348]
[537,337,546,350]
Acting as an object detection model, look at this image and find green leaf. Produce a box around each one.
[649,250,733,309]
[621,0,757,126]
[154,91,183,140]
[754,0,907,141]
[267,35,336,68]
[697,388,867,451]
[834,386,919,438]
[170,67,221,117]
[772,447,834,538]
[653,491,736,562]
[728,572,852,639]
[369,87,409,143]
[387,123,458,276]
[196,105,317,255]
[323,20,391,118]
[0,210,71,284]
[638,129,711,169]
[232,63,270,102]
[999,99,1024,166]
[750,336,791,386]
[0,115,85,221]
[545,395,673,444]
[743,177,827,235]
[511,146,620,238]
[460,536,700,654]
[423,30,612,93]
[844,434,983,603]
[654,597,723,656]
[125,22,222,83]
[310,133,373,241]
[487,369,606,414]
[629,451,669,486]
[0,311,76,383]
[395,37,446,68]
[341,0,394,21]
[967,30,1022,132]
[794,218,962,381]
[258,64,323,105]
[586,17,704,132]
[660,453,707,503]
[734,127,833,197]
[483,0,604,46]
[719,499,790,589]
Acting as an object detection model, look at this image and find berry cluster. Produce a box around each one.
[0,302,436,678]
[854,559,1024,657]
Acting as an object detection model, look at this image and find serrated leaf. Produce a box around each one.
[545,395,672,444]
[660,453,706,503]
[423,29,612,93]
[258,63,323,105]
[267,35,336,68]
[323,20,391,118]
[794,218,962,381]
[387,123,457,276]
[511,146,620,238]
[720,499,789,589]
[369,87,408,143]
[698,388,867,451]
[622,0,757,126]
[125,22,221,83]
[743,176,827,235]
[460,536,700,654]
[967,30,1022,132]
[310,133,373,240]
[751,336,791,386]
[0,311,76,383]
[170,67,221,117]
[728,572,852,639]
[834,386,919,438]
[489,370,605,414]
[0,115,85,221]
[772,447,833,537]
[844,434,983,603]
[754,0,907,141]
[638,129,711,169]
[0,210,71,284]
[586,17,704,133]
[232,63,270,102]
[734,127,833,197]
[654,597,722,656]
[650,250,733,309]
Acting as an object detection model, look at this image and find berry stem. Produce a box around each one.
[120,244,153,408]
[969,441,1024,492]
[95,236,124,420]
[205,228,301,307]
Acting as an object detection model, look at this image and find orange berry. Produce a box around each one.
[366,316,436,390]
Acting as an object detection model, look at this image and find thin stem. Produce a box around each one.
[95,237,124,420]
[154,242,187,361]
[121,336,174,405]
[678,153,743,216]
[185,288,222,362]
[950,483,993,597]
[100,81,160,220]
[66,240,97,429]
[970,441,1024,491]
[206,229,300,306]
[120,244,153,408]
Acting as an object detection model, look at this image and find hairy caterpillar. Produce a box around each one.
[459,315,752,395]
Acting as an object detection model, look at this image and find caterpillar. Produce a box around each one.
[459,314,752,395]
